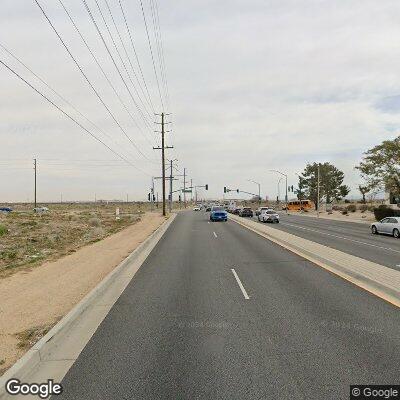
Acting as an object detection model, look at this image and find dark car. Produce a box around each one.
[0,207,13,213]
[232,207,242,215]
[239,207,253,217]
[206,206,211,212]
[210,206,228,222]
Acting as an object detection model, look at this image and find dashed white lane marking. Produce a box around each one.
[208,221,210,224]
[231,268,250,300]
[279,222,400,254]
[213,231,217,238]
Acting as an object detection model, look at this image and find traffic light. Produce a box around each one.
[153,195,156,202]
[237,189,239,193]
[224,187,227,193]
[291,185,294,192]
[148,193,151,201]
[179,194,181,202]
[205,184,209,190]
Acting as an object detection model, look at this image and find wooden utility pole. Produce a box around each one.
[153,112,173,216]
[34,158,37,209]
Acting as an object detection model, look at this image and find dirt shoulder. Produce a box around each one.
[0,212,166,375]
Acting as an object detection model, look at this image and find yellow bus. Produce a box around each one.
[286,200,313,211]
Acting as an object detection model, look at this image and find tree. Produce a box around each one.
[299,162,350,210]
[356,136,400,199]
[358,184,370,204]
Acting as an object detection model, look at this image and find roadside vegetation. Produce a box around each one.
[0,202,152,277]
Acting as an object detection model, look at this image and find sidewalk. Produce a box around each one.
[230,214,400,307]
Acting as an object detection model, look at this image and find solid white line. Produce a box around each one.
[280,221,400,254]
[213,231,217,238]
[231,268,250,300]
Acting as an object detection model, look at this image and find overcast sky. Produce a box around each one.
[1,0,400,202]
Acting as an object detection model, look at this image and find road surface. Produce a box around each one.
[59,211,400,400]
[250,213,400,270]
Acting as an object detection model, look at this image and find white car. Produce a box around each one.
[193,206,200,211]
[371,217,400,238]
[258,209,280,223]
[255,207,271,216]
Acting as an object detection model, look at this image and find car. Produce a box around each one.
[371,217,400,238]
[255,207,271,216]
[193,206,200,211]
[33,207,49,213]
[205,206,211,212]
[0,207,13,213]
[258,209,280,223]
[210,206,228,222]
[239,207,254,217]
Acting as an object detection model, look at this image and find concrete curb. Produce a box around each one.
[0,213,176,399]
[230,214,400,308]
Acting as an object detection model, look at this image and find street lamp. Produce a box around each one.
[277,177,283,202]
[270,170,288,214]
[247,179,261,205]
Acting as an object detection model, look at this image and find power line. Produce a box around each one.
[86,0,153,130]
[0,59,151,176]
[118,0,155,115]
[34,0,152,162]
[57,0,156,152]
[0,41,147,164]
[103,0,154,116]
[139,0,165,111]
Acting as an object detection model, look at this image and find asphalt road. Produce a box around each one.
[249,212,400,270]
[58,211,400,400]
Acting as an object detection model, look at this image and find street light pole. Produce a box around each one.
[247,179,261,205]
[270,170,288,214]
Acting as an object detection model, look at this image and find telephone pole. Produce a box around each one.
[34,158,37,209]
[190,179,193,203]
[183,168,187,208]
[153,112,173,216]
[317,163,320,217]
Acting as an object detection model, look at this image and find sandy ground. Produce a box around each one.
[0,212,166,375]
[286,209,375,224]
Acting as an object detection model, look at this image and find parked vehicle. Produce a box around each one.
[33,207,49,213]
[210,206,228,222]
[239,207,253,217]
[255,207,271,216]
[205,205,212,212]
[232,207,242,215]
[371,217,400,238]
[0,207,12,213]
[258,209,280,223]
[193,206,200,211]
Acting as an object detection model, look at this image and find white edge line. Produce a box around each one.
[231,268,250,300]
[213,231,217,238]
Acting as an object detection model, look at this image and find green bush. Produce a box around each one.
[0,225,7,236]
[373,205,400,221]
[346,204,357,213]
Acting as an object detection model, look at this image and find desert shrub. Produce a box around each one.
[341,210,348,215]
[346,204,357,213]
[373,205,400,221]
[359,204,368,213]
[332,205,344,211]
[344,199,351,203]
[0,225,7,236]
[88,217,101,227]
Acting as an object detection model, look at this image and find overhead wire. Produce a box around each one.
[87,0,153,130]
[0,41,148,165]
[33,0,153,162]
[58,0,157,153]
[0,59,151,176]
[102,0,154,116]
[138,0,165,111]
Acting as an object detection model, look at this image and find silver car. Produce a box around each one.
[371,217,400,238]
[258,209,280,223]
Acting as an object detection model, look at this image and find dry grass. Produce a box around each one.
[14,322,56,351]
[0,202,152,277]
